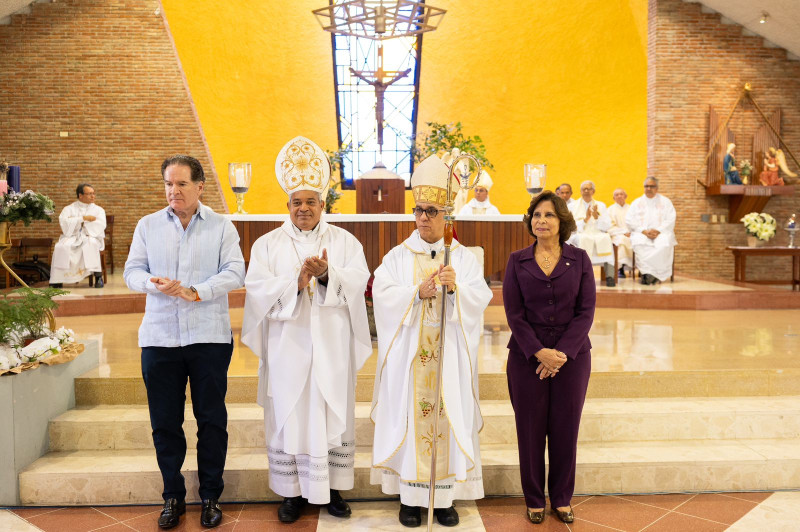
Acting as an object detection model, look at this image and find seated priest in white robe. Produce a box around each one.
[50,183,106,287]
[556,183,577,208]
[569,180,616,287]
[371,154,493,528]
[459,170,500,215]
[241,136,372,524]
[625,177,677,285]
[607,187,632,277]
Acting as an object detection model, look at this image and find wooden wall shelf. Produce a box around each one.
[705,184,795,222]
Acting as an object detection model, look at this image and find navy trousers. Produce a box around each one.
[507,346,591,509]
[141,341,233,501]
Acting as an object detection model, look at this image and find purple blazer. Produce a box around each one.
[503,243,596,361]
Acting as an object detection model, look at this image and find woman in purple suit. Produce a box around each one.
[503,190,596,525]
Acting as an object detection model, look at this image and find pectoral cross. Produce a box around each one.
[350,44,411,154]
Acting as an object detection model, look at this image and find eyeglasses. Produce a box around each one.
[412,206,444,218]
[644,185,658,189]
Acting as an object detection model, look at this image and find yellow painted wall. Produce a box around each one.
[163,0,647,214]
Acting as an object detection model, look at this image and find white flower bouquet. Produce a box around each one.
[740,212,777,241]
[0,327,77,375]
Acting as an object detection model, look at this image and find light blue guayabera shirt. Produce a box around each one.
[124,202,245,347]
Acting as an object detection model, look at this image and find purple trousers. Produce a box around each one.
[506,345,591,508]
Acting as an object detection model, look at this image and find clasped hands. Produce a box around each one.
[150,277,196,301]
[584,205,599,223]
[82,215,97,222]
[534,348,567,380]
[642,229,661,240]
[298,249,328,291]
[418,265,456,299]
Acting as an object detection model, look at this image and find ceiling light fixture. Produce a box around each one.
[760,11,768,24]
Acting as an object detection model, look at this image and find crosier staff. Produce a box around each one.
[426,153,482,532]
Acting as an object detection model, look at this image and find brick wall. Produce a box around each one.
[649,0,800,280]
[0,0,227,269]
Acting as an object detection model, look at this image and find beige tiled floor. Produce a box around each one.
[56,305,800,378]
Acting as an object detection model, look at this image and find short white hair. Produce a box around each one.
[613,187,626,195]
[579,180,595,191]
[644,177,659,186]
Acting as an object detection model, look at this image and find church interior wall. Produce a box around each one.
[649,0,800,280]
[0,0,226,268]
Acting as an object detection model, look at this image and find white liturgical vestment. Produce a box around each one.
[459,198,500,215]
[607,202,632,268]
[569,199,614,265]
[370,230,492,508]
[50,201,106,284]
[625,194,677,281]
[241,220,372,504]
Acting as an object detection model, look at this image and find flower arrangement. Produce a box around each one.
[0,326,79,374]
[0,190,55,226]
[739,159,753,178]
[740,212,777,241]
[413,121,494,170]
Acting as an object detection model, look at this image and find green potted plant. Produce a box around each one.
[412,121,494,170]
[325,144,352,214]
[0,190,56,245]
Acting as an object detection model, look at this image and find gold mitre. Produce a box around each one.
[275,136,331,196]
[476,170,493,191]
[411,154,460,206]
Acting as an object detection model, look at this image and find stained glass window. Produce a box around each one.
[331,29,421,187]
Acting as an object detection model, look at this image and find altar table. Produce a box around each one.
[726,246,800,291]
[229,214,533,279]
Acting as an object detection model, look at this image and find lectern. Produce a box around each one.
[355,162,406,214]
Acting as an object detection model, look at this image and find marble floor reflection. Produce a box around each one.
[57,305,800,379]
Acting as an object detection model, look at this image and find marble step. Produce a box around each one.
[19,439,800,506]
[49,397,800,451]
[73,369,800,406]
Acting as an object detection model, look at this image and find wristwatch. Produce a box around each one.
[189,286,201,302]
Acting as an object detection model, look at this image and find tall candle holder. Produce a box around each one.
[228,162,252,214]
[524,163,546,196]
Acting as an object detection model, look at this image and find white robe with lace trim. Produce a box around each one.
[241,220,372,504]
[370,230,492,508]
[607,202,632,268]
[569,199,614,265]
[625,194,677,281]
[50,201,106,284]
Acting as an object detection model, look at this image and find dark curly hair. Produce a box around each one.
[523,190,577,245]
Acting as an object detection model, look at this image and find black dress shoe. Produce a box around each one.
[278,496,306,523]
[327,489,351,518]
[94,277,104,288]
[618,268,626,279]
[605,276,616,287]
[398,504,421,527]
[157,498,185,529]
[527,508,545,524]
[434,505,459,527]
[553,505,574,523]
[200,499,222,528]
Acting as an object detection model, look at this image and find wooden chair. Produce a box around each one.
[88,214,113,286]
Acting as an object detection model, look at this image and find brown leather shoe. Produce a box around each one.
[527,508,545,524]
[553,506,574,523]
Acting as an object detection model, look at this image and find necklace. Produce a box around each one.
[537,247,561,270]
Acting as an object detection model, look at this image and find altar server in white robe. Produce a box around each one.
[459,170,500,215]
[607,188,632,276]
[625,177,677,285]
[371,154,493,528]
[50,184,106,287]
[241,136,372,523]
[569,181,616,287]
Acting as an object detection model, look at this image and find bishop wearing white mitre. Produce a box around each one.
[569,180,616,287]
[625,177,677,285]
[50,183,106,287]
[370,153,492,527]
[241,136,372,523]
[459,170,500,215]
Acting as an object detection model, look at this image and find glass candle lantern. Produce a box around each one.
[228,163,252,214]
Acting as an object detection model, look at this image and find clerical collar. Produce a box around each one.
[472,198,492,207]
[291,222,321,239]
[419,236,444,255]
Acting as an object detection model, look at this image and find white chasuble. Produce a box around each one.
[625,194,677,282]
[607,202,632,268]
[50,201,106,284]
[569,199,614,264]
[370,230,492,508]
[458,198,500,216]
[241,220,372,504]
